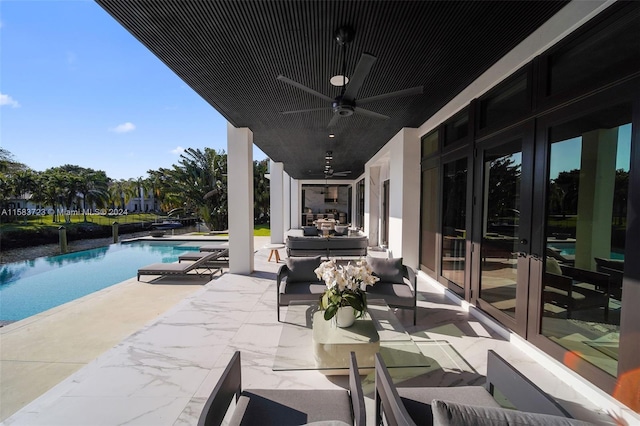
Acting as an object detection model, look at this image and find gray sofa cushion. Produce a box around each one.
[366,282,414,307]
[431,400,595,426]
[397,386,499,426]
[229,389,352,426]
[302,226,319,236]
[367,256,404,283]
[286,256,322,282]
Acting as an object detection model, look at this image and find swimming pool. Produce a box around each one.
[547,242,625,260]
[0,241,202,322]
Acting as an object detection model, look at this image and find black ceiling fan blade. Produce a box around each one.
[353,107,389,120]
[357,85,424,105]
[277,75,333,102]
[327,113,342,128]
[280,107,333,115]
[342,53,376,101]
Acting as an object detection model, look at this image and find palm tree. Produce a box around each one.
[77,169,109,221]
[108,179,136,210]
[254,159,270,223]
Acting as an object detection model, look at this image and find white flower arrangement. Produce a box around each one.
[314,258,379,321]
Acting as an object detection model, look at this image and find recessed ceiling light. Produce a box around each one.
[330,75,349,87]
[328,133,335,138]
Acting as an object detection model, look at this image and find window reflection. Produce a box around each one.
[441,158,467,289]
[542,108,631,377]
[479,140,522,318]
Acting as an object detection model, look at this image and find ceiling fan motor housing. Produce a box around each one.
[332,96,355,116]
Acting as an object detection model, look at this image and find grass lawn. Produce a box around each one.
[0,213,160,232]
[190,224,270,237]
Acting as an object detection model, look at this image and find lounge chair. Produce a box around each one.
[198,351,365,426]
[137,251,223,281]
[179,249,230,271]
[200,244,229,252]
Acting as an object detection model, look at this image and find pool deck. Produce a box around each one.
[1,235,634,425]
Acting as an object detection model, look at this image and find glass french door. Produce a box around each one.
[473,125,534,336]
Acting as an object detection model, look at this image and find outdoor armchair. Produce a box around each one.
[276,256,326,322]
[198,351,366,426]
[374,350,590,426]
[365,257,418,325]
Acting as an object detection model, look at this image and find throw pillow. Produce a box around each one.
[286,256,322,282]
[432,400,595,426]
[302,226,319,236]
[367,256,404,283]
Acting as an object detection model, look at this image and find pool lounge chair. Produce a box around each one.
[137,251,223,281]
[179,249,230,271]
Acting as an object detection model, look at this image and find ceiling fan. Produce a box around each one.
[277,26,423,128]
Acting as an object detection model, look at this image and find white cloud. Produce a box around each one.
[110,122,136,133]
[0,93,20,108]
[171,146,185,155]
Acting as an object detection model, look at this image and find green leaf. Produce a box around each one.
[324,305,338,320]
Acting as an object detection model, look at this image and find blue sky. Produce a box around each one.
[1,0,265,180]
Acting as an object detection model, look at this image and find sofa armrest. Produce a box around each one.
[277,264,290,285]
[486,350,571,417]
[349,352,366,426]
[402,265,417,292]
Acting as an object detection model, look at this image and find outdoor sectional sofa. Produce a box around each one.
[276,255,417,324]
[285,233,368,258]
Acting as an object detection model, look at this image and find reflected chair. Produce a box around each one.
[543,265,610,322]
[198,351,365,426]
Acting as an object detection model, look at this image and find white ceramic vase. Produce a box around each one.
[335,306,357,328]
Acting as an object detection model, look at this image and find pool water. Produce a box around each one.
[548,242,625,260]
[0,241,201,322]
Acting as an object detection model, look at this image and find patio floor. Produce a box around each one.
[0,236,621,425]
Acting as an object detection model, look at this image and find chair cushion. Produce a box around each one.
[366,282,414,307]
[228,389,352,426]
[367,256,404,283]
[302,226,319,236]
[286,256,322,282]
[397,386,498,426]
[431,400,595,426]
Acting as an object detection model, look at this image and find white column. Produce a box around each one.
[366,166,380,245]
[290,177,300,230]
[227,124,254,274]
[269,160,284,244]
[388,128,421,268]
[575,128,618,270]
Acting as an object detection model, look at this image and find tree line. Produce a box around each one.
[0,147,269,231]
